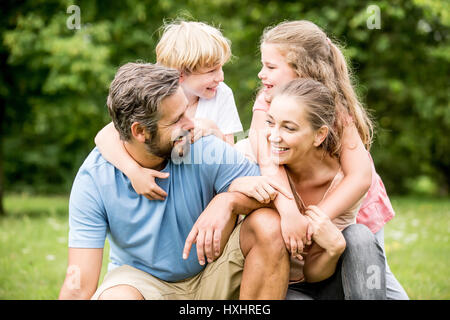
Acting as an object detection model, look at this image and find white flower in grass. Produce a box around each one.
[46,254,56,261]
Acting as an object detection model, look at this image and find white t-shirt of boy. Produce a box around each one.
[195,82,243,135]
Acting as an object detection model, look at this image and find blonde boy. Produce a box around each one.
[95,20,243,200]
[156,20,243,143]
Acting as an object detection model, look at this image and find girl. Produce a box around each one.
[236,20,407,300]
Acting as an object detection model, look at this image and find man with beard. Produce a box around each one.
[58,62,290,300]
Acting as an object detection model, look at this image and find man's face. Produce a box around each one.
[146,87,195,160]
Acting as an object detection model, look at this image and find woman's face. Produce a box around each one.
[258,43,297,103]
[265,95,317,165]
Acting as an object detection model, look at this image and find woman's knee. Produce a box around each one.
[342,224,381,254]
[340,224,387,299]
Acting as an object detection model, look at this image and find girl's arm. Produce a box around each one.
[94,122,169,200]
[249,110,311,255]
[318,123,372,220]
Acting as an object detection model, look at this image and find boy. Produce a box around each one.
[94,20,243,200]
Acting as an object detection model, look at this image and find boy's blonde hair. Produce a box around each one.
[156,20,231,74]
[262,20,374,150]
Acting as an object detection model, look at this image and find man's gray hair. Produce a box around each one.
[107,62,180,141]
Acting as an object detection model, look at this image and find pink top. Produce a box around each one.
[252,94,395,234]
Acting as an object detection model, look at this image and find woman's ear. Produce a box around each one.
[130,122,150,143]
[313,126,329,147]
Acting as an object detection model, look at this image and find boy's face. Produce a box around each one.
[180,65,224,101]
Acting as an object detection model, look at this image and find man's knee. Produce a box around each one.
[241,208,286,256]
[97,284,144,300]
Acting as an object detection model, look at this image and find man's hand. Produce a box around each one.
[183,193,237,265]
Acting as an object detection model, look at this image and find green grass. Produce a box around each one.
[0,194,448,299]
[0,195,110,299]
[385,197,450,299]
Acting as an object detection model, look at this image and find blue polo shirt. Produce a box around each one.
[68,136,260,282]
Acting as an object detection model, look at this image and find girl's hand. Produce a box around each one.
[191,118,225,143]
[128,166,169,201]
[305,205,346,255]
[228,176,293,204]
[280,212,310,260]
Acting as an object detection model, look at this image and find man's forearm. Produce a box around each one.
[226,191,272,216]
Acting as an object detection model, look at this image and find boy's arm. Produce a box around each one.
[94,122,168,200]
[94,122,142,177]
[317,123,372,220]
[59,248,103,299]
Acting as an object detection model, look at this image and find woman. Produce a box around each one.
[229,78,386,299]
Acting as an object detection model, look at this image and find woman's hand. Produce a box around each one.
[228,176,293,204]
[191,118,225,143]
[305,205,346,256]
[128,166,169,201]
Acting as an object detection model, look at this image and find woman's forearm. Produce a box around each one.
[303,239,346,283]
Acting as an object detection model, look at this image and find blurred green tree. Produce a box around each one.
[0,0,448,214]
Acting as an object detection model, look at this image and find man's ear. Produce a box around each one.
[313,126,329,147]
[179,70,186,83]
[130,122,150,143]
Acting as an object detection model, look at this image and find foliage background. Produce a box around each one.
[0,0,449,301]
[1,0,449,207]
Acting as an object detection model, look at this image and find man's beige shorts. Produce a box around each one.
[92,222,244,300]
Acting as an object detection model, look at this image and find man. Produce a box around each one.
[58,62,290,300]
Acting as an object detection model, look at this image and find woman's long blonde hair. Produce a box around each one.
[262,20,374,149]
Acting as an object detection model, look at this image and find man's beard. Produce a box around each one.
[144,129,191,161]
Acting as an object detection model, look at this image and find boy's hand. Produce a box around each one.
[228,176,293,204]
[129,166,169,201]
[191,118,224,143]
[280,212,310,260]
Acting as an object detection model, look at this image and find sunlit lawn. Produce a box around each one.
[0,194,448,299]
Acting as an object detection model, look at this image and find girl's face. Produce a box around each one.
[258,43,297,103]
[265,95,317,165]
[180,65,224,102]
